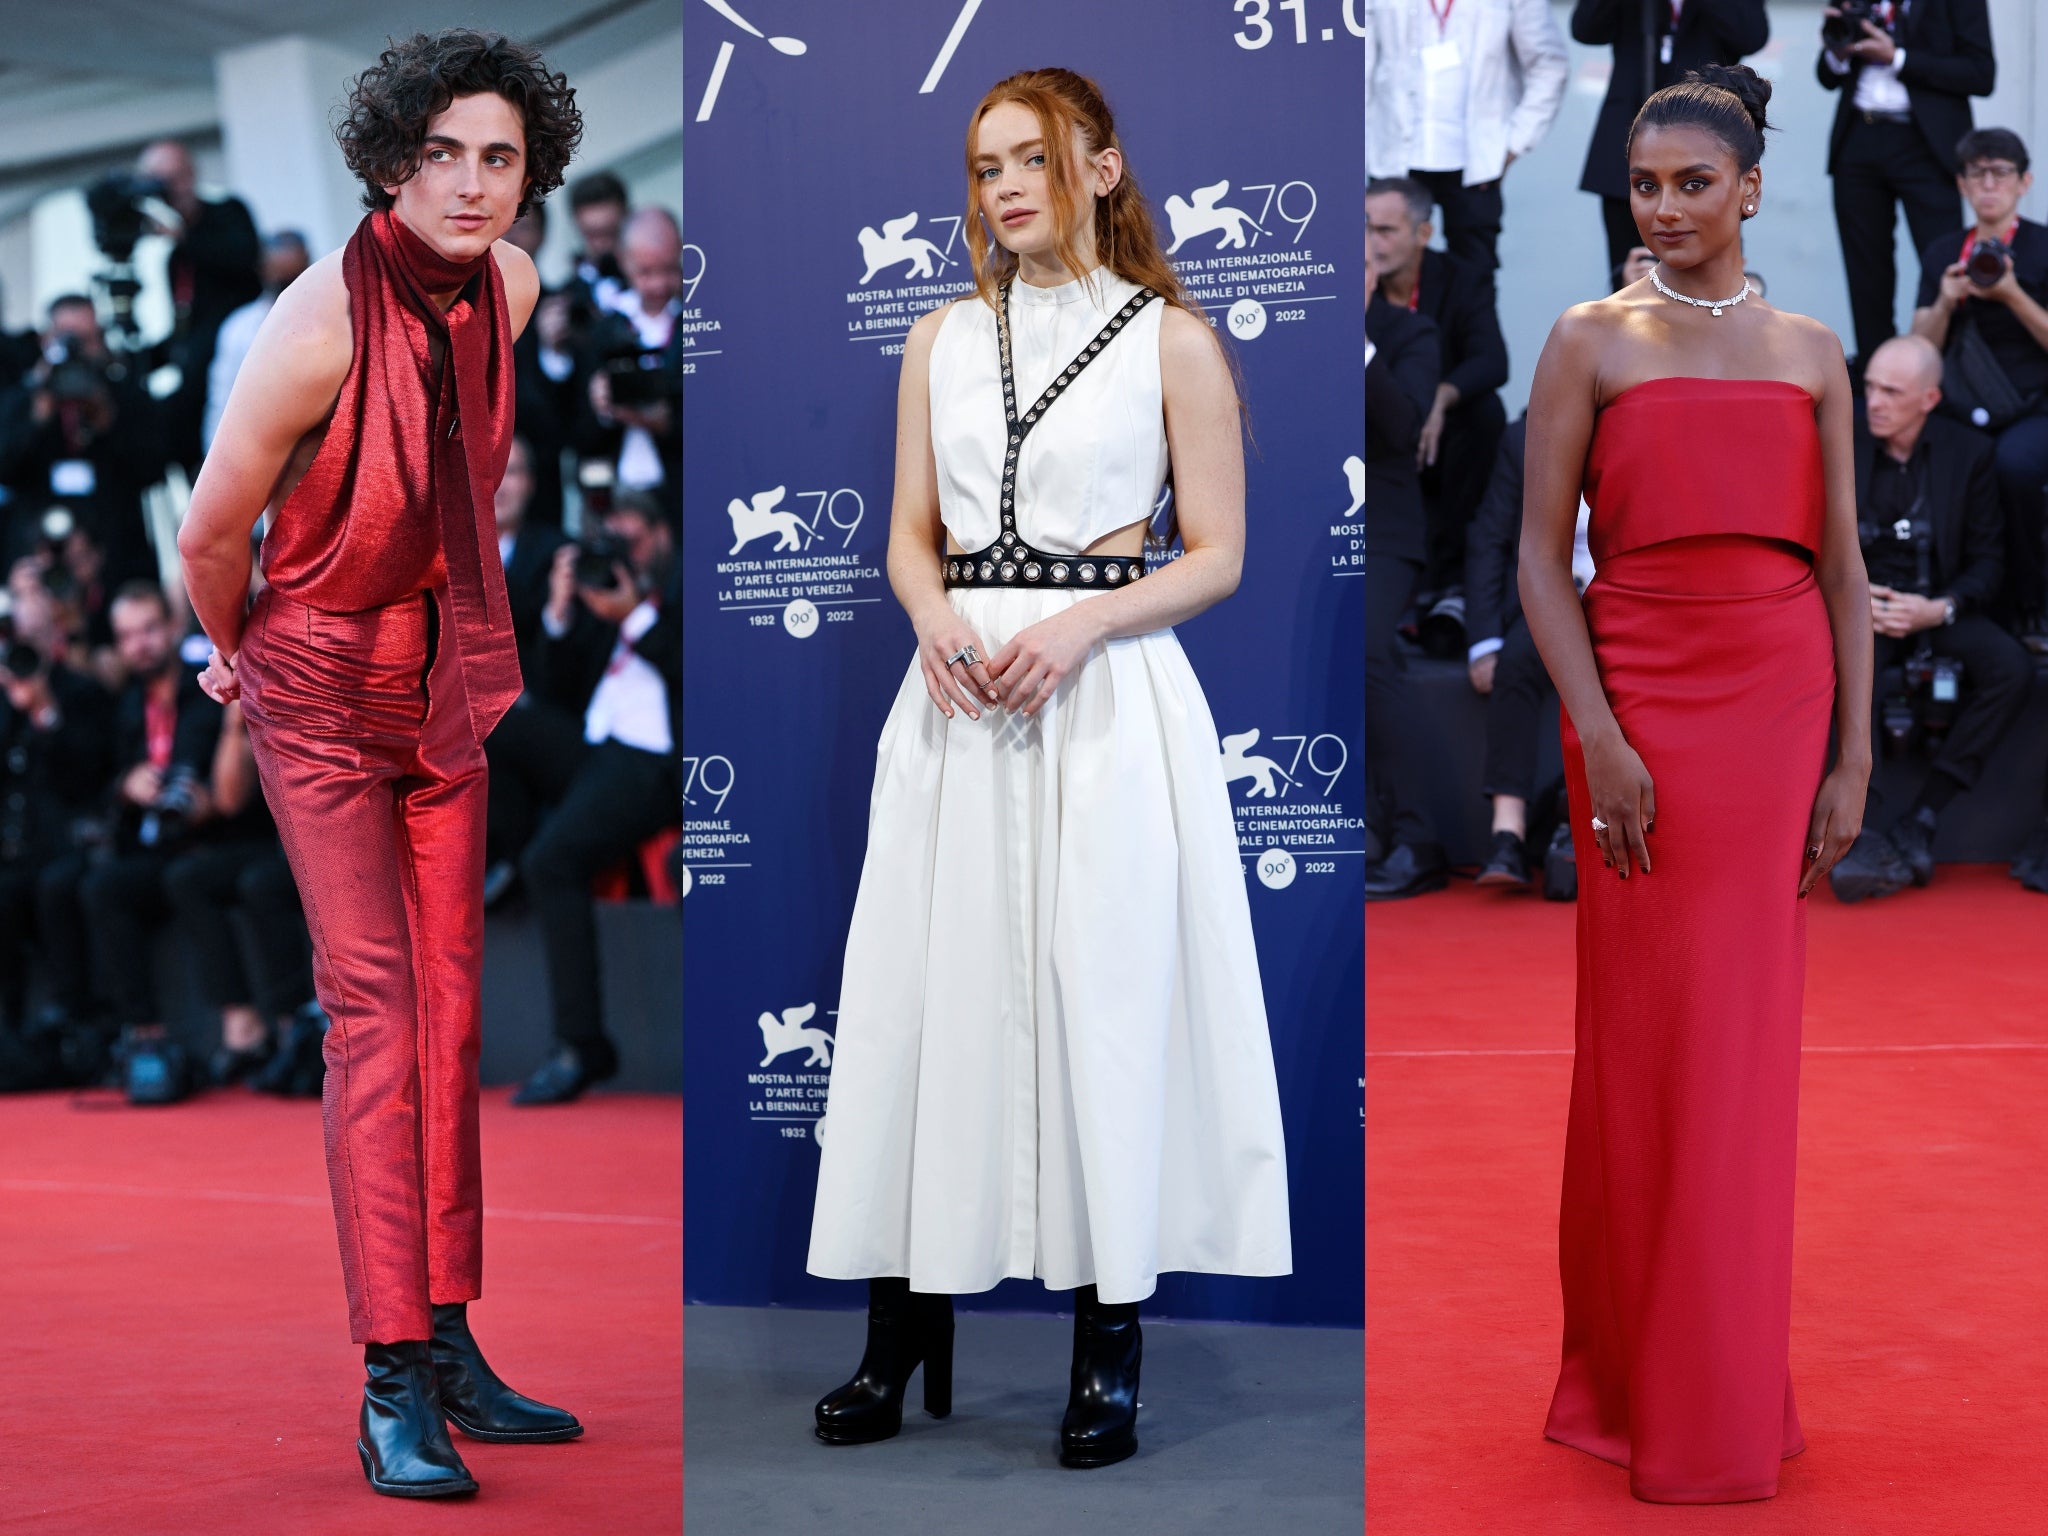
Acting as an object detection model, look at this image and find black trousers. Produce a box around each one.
[485,697,589,866]
[33,850,98,1020]
[162,840,314,1019]
[0,859,39,1029]
[1871,615,2034,797]
[1600,196,1641,290]
[1989,407,2048,621]
[76,849,173,1027]
[520,737,681,1066]
[1365,554,1437,851]
[1480,615,1557,802]
[1832,118,1963,366]
[1407,169,1505,275]
[1420,393,1508,594]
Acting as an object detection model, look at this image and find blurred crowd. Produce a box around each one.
[0,144,680,1104]
[1363,0,2048,904]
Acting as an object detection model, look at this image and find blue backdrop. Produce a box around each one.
[682,0,1364,1326]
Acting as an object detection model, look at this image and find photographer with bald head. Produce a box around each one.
[1830,334,2032,902]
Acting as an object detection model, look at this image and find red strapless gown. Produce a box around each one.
[1544,377,1836,1502]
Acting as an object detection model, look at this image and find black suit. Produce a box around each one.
[1819,0,1994,363]
[499,523,569,656]
[1409,249,1510,594]
[1572,0,1770,283]
[1463,417,1559,801]
[1852,407,2031,794]
[1365,298,1441,852]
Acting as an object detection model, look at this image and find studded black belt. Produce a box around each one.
[945,545,1144,590]
[943,278,1161,594]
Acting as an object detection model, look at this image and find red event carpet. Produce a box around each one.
[0,1087,679,1533]
[1367,865,2048,1533]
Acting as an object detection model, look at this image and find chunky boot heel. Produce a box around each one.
[359,1340,479,1498]
[431,1302,584,1443]
[1059,1285,1141,1469]
[814,1278,955,1444]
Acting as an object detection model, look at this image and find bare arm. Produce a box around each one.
[210,701,259,818]
[494,240,542,340]
[176,256,352,665]
[1808,326,1874,767]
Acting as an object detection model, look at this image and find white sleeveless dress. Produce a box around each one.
[806,267,1292,1304]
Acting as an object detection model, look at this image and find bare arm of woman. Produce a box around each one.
[1798,321,1872,895]
[1517,306,1659,878]
[176,256,353,698]
[987,305,1245,714]
[886,302,999,720]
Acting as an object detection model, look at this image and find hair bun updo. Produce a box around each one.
[1626,60,1773,174]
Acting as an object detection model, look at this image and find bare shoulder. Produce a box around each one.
[1158,302,1223,365]
[1536,297,1621,383]
[902,297,960,362]
[492,239,541,333]
[1764,306,1846,399]
[254,251,351,383]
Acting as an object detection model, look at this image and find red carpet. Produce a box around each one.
[0,1087,679,1533]
[1367,865,2048,1533]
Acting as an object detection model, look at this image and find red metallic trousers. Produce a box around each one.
[238,582,486,1344]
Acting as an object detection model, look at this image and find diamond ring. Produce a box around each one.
[1590,816,1608,832]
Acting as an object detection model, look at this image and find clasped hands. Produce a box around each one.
[915,602,1102,721]
[1869,583,1945,638]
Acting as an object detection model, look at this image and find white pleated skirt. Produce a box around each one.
[806,584,1293,1303]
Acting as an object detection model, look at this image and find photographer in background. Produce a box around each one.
[576,207,683,526]
[498,490,678,1106]
[1818,0,1994,367]
[133,139,262,474]
[1364,176,1508,643]
[1573,0,1769,287]
[1909,128,2048,635]
[0,296,169,591]
[565,171,630,319]
[1828,337,2031,903]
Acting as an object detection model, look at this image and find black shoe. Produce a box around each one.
[482,859,520,910]
[253,1002,329,1097]
[1059,1285,1140,1469]
[1829,829,1913,903]
[1541,823,1578,902]
[2010,825,2048,887]
[430,1302,582,1443]
[1890,805,1938,888]
[209,1039,273,1088]
[1363,842,1450,901]
[1475,830,1531,889]
[814,1278,954,1445]
[359,1340,478,1498]
[510,1042,614,1106]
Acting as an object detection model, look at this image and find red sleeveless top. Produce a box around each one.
[258,209,521,741]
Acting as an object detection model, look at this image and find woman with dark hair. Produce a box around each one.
[177,30,586,1498]
[1520,64,1872,1502]
[804,67,1292,1469]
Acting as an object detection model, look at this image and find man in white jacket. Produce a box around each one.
[1365,0,1570,274]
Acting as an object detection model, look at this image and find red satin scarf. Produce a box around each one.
[260,207,521,741]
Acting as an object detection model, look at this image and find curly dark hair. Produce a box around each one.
[335,29,582,218]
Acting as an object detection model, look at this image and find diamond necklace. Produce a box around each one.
[1650,264,1752,318]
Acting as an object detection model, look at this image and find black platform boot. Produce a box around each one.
[359,1340,478,1498]
[1059,1285,1140,1469]
[813,1277,954,1444]
[431,1302,584,1443]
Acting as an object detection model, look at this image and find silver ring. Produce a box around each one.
[946,644,981,668]
[1590,816,1608,832]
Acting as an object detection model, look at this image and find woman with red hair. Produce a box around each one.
[805,68,1292,1469]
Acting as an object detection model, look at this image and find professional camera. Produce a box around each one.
[114,1024,197,1106]
[1822,0,1879,50]
[42,336,114,405]
[137,763,202,852]
[574,529,634,589]
[599,342,676,411]
[1879,642,1964,758]
[1966,236,2013,289]
[83,173,167,266]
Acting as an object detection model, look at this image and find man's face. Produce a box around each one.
[495,439,533,532]
[575,198,627,260]
[383,91,530,264]
[261,240,310,292]
[1864,346,1939,442]
[621,216,683,314]
[1958,158,2030,230]
[46,302,104,358]
[111,595,173,676]
[1365,193,1427,278]
[137,141,196,209]
[604,510,669,577]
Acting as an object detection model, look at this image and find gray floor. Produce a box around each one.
[684,1304,1362,1534]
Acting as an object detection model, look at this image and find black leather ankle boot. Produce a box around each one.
[1059,1285,1140,1468]
[359,1340,478,1498]
[430,1302,584,1443]
[814,1277,954,1444]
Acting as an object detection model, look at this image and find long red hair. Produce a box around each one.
[959,68,1251,535]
